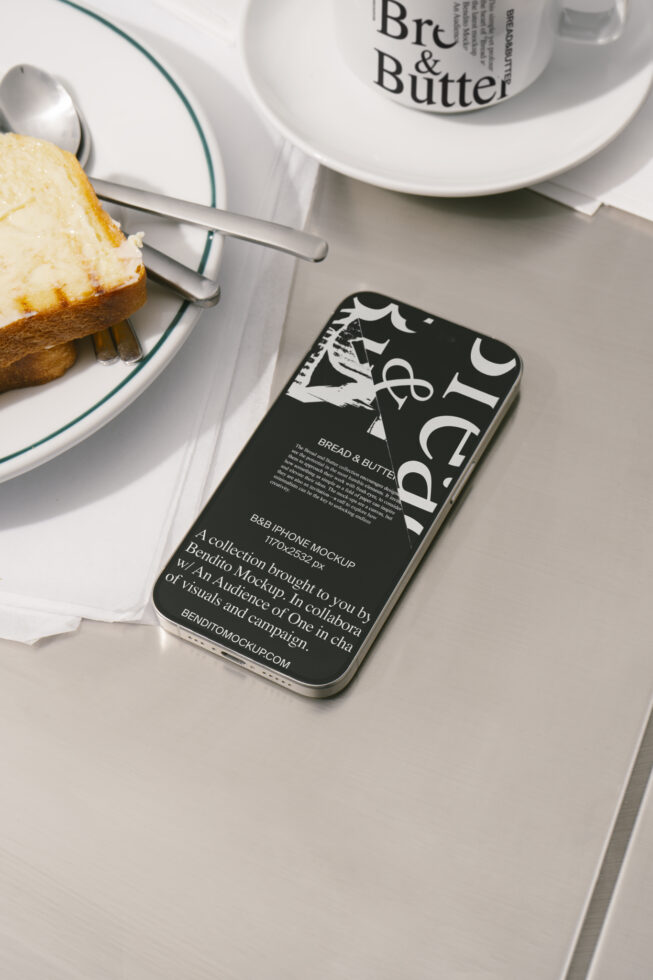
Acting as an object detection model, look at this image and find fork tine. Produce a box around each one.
[92,329,118,364]
[111,319,143,362]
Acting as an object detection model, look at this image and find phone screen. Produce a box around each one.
[153,293,521,695]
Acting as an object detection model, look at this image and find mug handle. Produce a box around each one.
[559,0,629,43]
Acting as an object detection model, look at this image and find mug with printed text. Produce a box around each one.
[333,0,630,112]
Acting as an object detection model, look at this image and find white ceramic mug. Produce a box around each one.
[333,0,630,112]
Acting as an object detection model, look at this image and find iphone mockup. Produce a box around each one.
[153,292,522,696]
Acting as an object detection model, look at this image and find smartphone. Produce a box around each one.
[153,292,522,697]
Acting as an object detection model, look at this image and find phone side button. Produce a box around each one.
[450,462,476,505]
[220,650,247,667]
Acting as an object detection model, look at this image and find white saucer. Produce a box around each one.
[242,0,653,197]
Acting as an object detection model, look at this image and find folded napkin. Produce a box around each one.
[534,82,653,220]
[0,0,318,644]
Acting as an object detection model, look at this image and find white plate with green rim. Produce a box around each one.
[0,0,225,483]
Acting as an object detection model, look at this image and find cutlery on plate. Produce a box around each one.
[0,65,328,263]
[92,329,119,365]
[0,64,224,364]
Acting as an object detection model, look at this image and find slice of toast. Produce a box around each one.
[0,341,77,393]
[0,133,146,369]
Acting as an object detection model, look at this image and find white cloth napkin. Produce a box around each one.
[534,83,653,220]
[0,0,319,644]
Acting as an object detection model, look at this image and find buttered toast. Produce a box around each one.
[0,133,146,370]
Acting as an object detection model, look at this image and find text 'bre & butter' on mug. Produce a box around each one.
[334,0,630,112]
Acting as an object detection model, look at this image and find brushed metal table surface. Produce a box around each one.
[2,169,653,980]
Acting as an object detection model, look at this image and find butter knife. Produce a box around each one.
[91,178,328,263]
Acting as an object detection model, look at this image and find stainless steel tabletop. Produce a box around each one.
[2,167,653,980]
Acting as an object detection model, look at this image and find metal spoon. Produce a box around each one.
[0,63,81,149]
[0,64,328,263]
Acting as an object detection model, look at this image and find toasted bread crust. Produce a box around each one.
[0,133,147,368]
[0,275,146,367]
[0,342,77,393]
